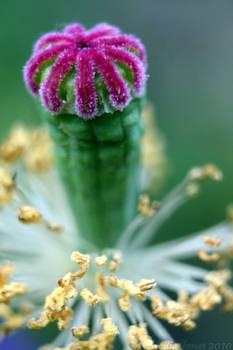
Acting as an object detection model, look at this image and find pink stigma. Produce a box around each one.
[23,23,147,118]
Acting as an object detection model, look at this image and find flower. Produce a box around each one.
[23,23,146,118]
[0,123,232,350]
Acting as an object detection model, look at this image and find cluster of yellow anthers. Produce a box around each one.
[28,251,156,329]
[0,126,53,173]
[188,164,223,182]
[150,229,233,332]
[28,252,89,330]
[55,318,119,350]
[0,263,28,336]
[151,269,233,332]
[186,164,222,197]
[198,235,222,263]
[28,251,170,350]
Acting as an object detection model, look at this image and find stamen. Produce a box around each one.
[0,264,27,336]
[95,255,108,267]
[204,236,222,247]
[80,288,101,305]
[128,323,158,350]
[28,251,89,330]
[198,249,219,263]
[18,205,41,224]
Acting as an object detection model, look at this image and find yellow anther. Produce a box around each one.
[128,325,141,350]
[138,195,159,218]
[80,288,100,306]
[186,183,199,197]
[191,287,221,311]
[0,304,25,336]
[204,236,222,247]
[0,264,27,336]
[222,287,233,313]
[205,270,231,290]
[0,263,15,288]
[47,222,63,233]
[198,249,219,262]
[188,167,205,181]
[101,318,119,336]
[151,295,163,317]
[203,164,223,181]
[71,251,89,265]
[18,206,41,224]
[0,282,27,303]
[109,253,122,272]
[24,129,53,173]
[0,126,28,162]
[0,168,14,190]
[136,279,156,292]
[72,325,90,338]
[59,318,118,350]
[96,273,109,304]
[128,323,158,350]
[189,165,222,182]
[95,255,108,267]
[119,291,131,312]
[108,275,155,311]
[159,300,196,330]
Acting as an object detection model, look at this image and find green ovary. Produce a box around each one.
[45,98,145,250]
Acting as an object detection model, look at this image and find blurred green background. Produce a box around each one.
[0,0,232,348]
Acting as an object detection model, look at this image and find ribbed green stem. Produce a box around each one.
[44,98,145,250]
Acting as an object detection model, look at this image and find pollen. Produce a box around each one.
[95,255,108,267]
[0,263,15,288]
[151,295,163,317]
[191,286,221,311]
[18,205,41,223]
[0,168,14,206]
[203,164,223,181]
[0,168,14,190]
[24,129,53,173]
[0,264,27,336]
[188,165,222,182]
[0,126,28,162]
[0,126,53,173]
[56,318,119,350]
[80,288,101,305]
[101,318,119,337]
[109,252,122,272]
[72,325,90,338]
[0,282,27,303]
[198,249,219,262]
[157,300,196,331]
[186,183,199,197]
[108,275,156,311]
[47,222,63,233]
[204,236,222,247]
[138,195,160,217]
[28,251,90,330]
[96,272,109,304]
[128,323,158,350]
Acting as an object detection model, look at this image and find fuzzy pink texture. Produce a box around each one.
[24,23,146,118]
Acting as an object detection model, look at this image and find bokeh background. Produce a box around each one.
[0,0,233,348]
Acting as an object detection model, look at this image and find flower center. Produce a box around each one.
[79,41,88,49]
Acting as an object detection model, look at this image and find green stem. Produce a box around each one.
[44,98,145,250]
